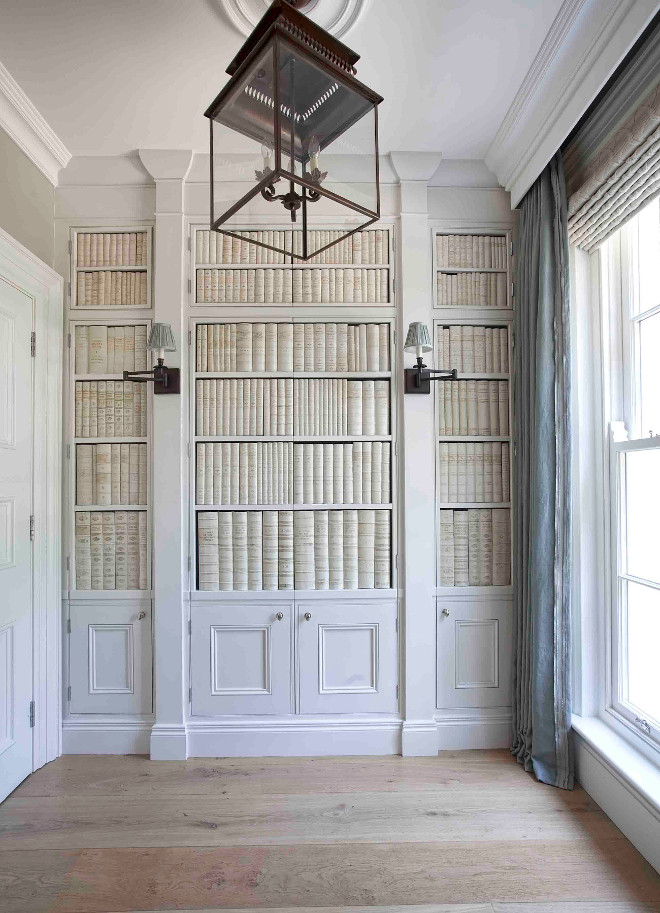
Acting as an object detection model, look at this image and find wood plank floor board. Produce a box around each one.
[0,787,611,850]
[10,752,534,799]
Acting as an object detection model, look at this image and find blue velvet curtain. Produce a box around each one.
[512,152,573,790]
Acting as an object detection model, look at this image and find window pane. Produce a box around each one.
[639,311,660,436]
[635,196,660,315]
[624,447,660,584]
[625,579,660,724]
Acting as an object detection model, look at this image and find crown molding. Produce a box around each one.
[0,61,71,186]
[485,0,660,207]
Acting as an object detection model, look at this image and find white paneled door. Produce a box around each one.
[0,276,34,802]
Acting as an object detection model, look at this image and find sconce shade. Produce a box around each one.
[148,323,176,353]
[404,322,432,353]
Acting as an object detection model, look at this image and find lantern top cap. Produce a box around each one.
[225,0,360,78]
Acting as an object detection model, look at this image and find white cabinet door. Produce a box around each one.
[436,597,512,709]
[69,601,153,714]
[297,600,398,714]
[191,602,293,716]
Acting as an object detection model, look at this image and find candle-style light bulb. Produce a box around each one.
[308,135,320,172]
[261,141,273,171]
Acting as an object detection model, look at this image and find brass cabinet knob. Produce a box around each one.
[441,608,450,617]
[276,612,284,621]
[138,611,147,620]
[304,612,312,620]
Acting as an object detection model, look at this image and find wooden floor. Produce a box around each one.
[1,751,659,913]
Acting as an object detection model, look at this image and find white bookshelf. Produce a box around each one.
[432,229,514,593]
[71,226,153,311]
[188,225,397,597]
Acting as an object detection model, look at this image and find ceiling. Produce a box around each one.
[0,0,565,161]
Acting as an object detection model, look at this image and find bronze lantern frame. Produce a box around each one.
[204,0,383,263]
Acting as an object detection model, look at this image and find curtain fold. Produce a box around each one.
[512,152,573,790]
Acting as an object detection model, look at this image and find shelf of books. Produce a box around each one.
[71,227,152,311]
[67,227,154,600]
[433,229,513,596]
[189,226,396,596]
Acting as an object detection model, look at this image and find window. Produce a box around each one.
[602,196,660,749]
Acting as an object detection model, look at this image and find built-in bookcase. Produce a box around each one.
[189,228,397,595]
[433,230,513,593]
[71,227,152,310]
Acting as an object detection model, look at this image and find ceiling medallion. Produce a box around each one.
[218,0,370,39]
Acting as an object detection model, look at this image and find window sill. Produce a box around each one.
[572,714,660,820]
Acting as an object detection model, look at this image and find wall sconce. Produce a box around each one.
[404,322,457,393]
[123,322,180,394]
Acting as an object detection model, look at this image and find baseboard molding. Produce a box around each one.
[187,718,402,757]
[150,723,189,760]
[63,719,152,754]
[435,708,512,750]
[401,720,439,756]
[573,726,660,874]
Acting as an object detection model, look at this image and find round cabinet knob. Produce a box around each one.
[276,612,284,621]
[138,611,147,620]
[304,612,312,620]
[441,608,450,617]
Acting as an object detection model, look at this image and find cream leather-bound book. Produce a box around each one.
[357,509,375,588]
[134,325,147,372]
[374,510,391,589]
[477,381,489,435]
[88,325,108,374]
[75,511,92,590]
[293,324,305,372]
[102,512,116,590]
[482,441,493,503]
[328,510,344,589]
[262,511,278,590]
[264,323,277,372]
[492,442,502,502]
[113,510,128,589]
[197,512,220,591]
[378,323,390,371]
[292,270,303,304]
[96,444,112,506]
[301,442,312,503]
[75,326,89,375]
[474,443,484,502]
[283,269,293,303]
[321,268,330,304]
[285,378,293,435]
[204,443,214,505]
[438,509,455,586]
[473,326,486,371]
[238,441,248,504]
[341,443,352,503]
[457,381,467,435]
[492,509,510,585]
[322,322,335,372]
[199,325,208,373]
[138,511,148,589]
[375,230,384,264]
[79,382,88,437]
[502,442,510,502]
[466,380,478,436]
[462,326,474,372]
[465,442,476,502]
[107,329,116,374]
[456,442,467,502]
[232,511,248,591]
[312,443,323,503]
[124,326,135,372]
[278,323,294,372]
[88,382,98,437]
[467,508,481,585]
[500,328,509,372]
[360,441,372,505]
[248,442,258,504]
[381,442,391,504]
[479,508,493,585]
[314,510,329,590]
[246,322,263,372]
[111,327,123,371]
[445,442,457,501]
[363,323,378,371]
[487,382,498,435]
[342,509,358,589]
[218,511,233,591]
[240,269,248,303]
[119,443,130,504]
[293,444,303,503]
[351,441,362,506]
[89,511,103,589]
[236,323,252,372]
[371,441,382,505]
[454,511,469,586]
[109,443,120,505]
[356,324,366,371]
[311,269,321,302]
[374,380,389,435]
[323,443,334,504]
[304,323,314,370]
[313,323,325,371]
[77,445,94,505]
[119,381,131,436]
[336,323,348,371]
[293,511,315,589]
[278,510,294,589]
[247,511,263,591]
[498,382,509,434]
[220,443,230,504]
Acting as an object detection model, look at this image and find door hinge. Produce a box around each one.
[188,618,192,635]
[67,332,72,349]
[68,281,71,298]
[29,700,35,727]
[393,329,396,346]
[30,331,36,358]
[510,240,513,258]
[66,556,70,571]
[395,617,398,632]
[67,618,71,634]
[68,240,72,255]
[187,235,192,251]
[188,686,192,703]
[395,685,399,699]
[188,278,192,294]
[29,515,35,541]
[511,282,515,299]
[67,685,71,702]
[395,553,398,569]
[187,442,191,459]
[511,331,515,349]
[66,443,71,459]
[187,555,192,572]
[188,330,192,346]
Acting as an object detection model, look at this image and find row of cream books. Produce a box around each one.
[77,271,148,307]
[197,509,391,591]
[76,231,148,268]
[438,381,509,437]
[75,510,149,590]
[439,508,510,586]
[196,322,390,373]
[74,325,148,374]
[436,272,507,308]
[436,235,507,269]
[196,442,391,506]
[77,444,148,506]
[75,382,148,438]
[196,268,389,304]
[438,443,510,503]
[195,379,390,437]
[437,326,508,374]
[195,229,389,265]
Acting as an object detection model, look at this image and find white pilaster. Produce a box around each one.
[139,149,193,760]
[391,151,442,756]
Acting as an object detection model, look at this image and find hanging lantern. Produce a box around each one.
[205,0,383,262]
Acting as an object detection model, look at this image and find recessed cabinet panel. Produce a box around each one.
[0,624,14,755]
[298,600,398,714]
[69,602,152,714]
[437,598,511,709]
[191,602,292,715]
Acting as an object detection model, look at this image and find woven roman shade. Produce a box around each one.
[568,80,660,252]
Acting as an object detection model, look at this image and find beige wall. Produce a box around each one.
[0,126,54,266]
